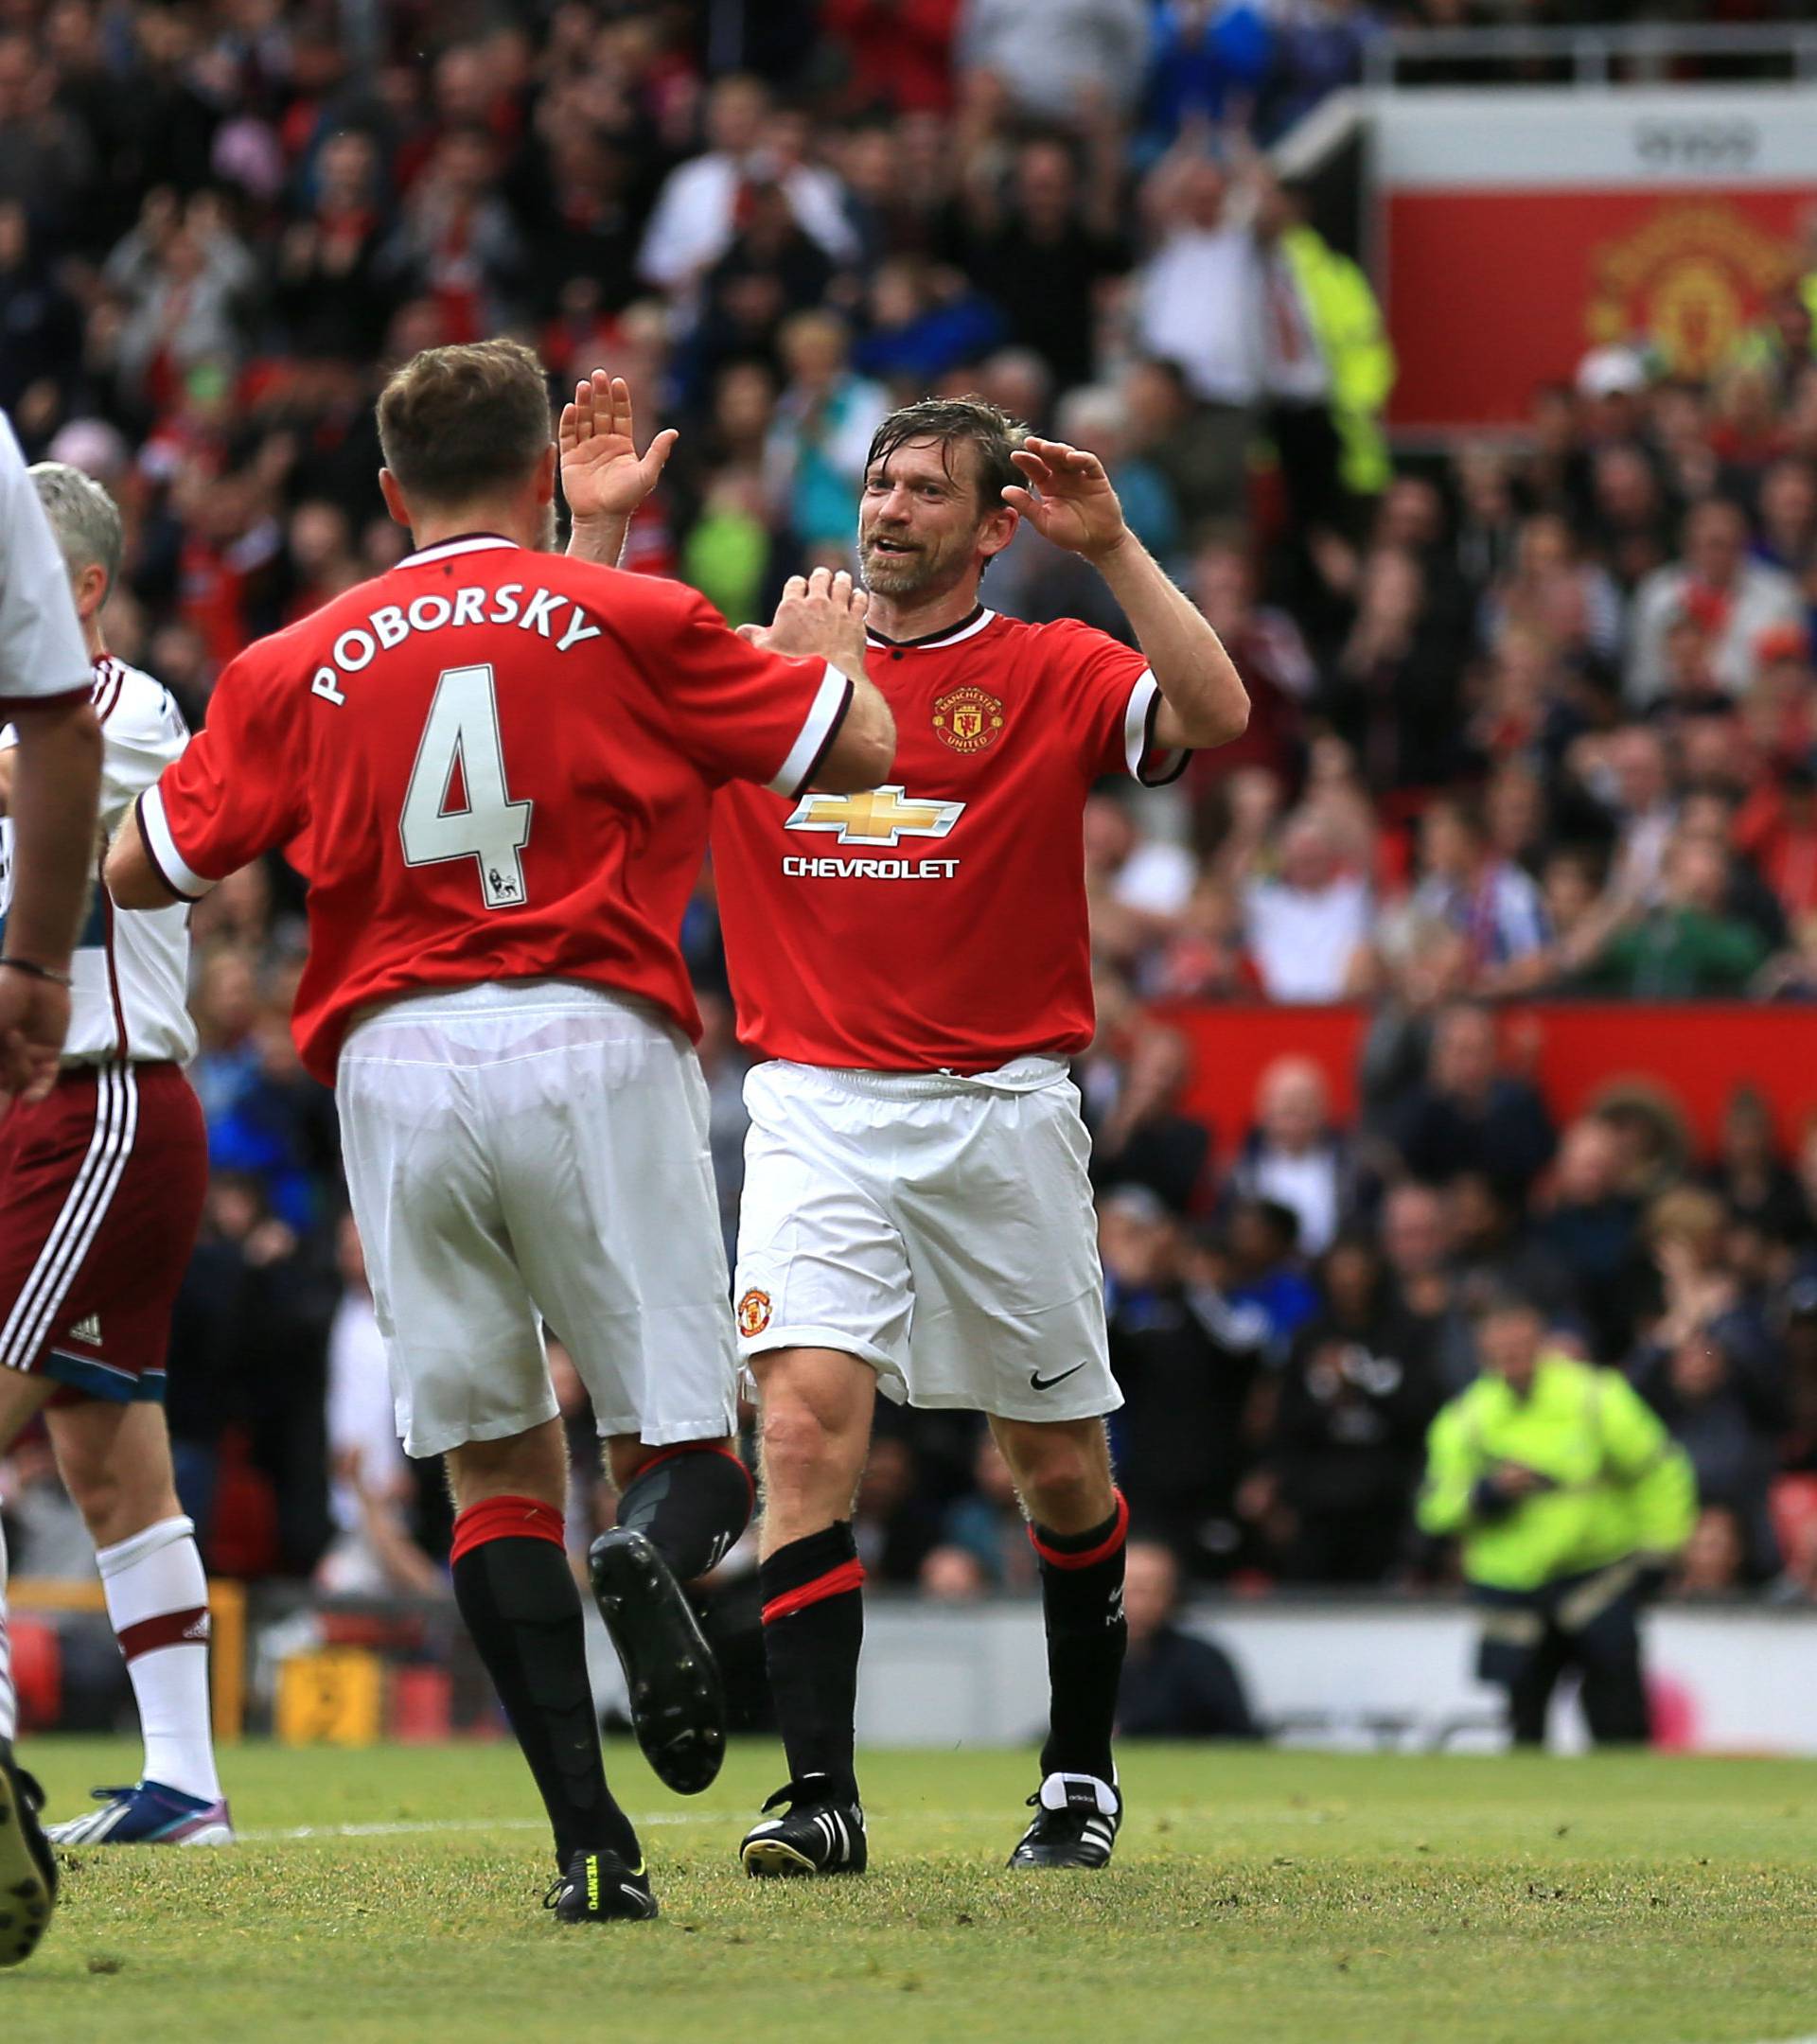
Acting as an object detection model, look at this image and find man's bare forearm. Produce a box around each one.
[1093,534,1250,749]
[3,698,101,968]
[103,800,182,910]
[566,517,629,569]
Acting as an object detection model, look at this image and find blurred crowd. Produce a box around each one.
[8,0,1817,1621]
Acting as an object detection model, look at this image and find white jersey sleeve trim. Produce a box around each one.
[1122,670,1190,787]
[768,661,853,797]
[137,784,215,901]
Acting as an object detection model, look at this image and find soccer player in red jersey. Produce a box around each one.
[110,341,893,1927]
[3,465,229,1857]
[566,392,1249,1875]
[0,412,103,1968]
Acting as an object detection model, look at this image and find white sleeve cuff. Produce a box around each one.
[768,661,853,797]
[138,784,215,901]
[1123,671,1190,786]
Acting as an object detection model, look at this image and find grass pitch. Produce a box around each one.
[4,1738,1815,2044]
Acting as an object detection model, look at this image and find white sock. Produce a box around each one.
[0,1515,15,1745]
[97,1515,221,1802]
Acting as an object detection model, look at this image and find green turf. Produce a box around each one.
[4,1738,1815,2044]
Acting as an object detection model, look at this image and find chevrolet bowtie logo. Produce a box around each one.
[785,785,964,846]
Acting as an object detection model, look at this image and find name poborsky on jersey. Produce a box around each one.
[309,583,601,703]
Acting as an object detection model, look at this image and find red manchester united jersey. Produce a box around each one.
[712,607,1184,1073]
[141,534,850,1083]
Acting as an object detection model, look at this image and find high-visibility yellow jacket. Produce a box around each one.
[1418,1352,1696,1593]
[1279,224,1396,496]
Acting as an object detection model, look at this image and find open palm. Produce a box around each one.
[1002,436,1128,560]
[557,371,678,524]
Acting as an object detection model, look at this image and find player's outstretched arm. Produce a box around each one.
[560,370,678,569]
[740,568,894,792]
[1004,436,1249,750]
[105,799,179,909]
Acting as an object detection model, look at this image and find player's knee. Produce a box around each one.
[62,1453,124,1533]
[999,1425,1111,1530]
[1021,1457,1100,1530]
[758,1399,849,1502]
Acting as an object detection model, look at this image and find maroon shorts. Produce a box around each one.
[0,1062,207,1405]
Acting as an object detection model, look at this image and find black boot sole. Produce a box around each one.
[589,1526,727,1795]
[0,1763,55,1968]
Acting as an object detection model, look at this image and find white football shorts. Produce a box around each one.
[337,980,737,1458]
[733,1057,1120,1423]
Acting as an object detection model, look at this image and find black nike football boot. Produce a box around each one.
[545,1846,660,1923]
[589,1526,727,1794]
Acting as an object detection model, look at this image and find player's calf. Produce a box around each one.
[48,1401,228,1834]
[994,1418,1130,1867]
[591,1440,751,1795]
[448,1425,648,1903]
[589,1526,726,1795]
[608,1437,753,1583]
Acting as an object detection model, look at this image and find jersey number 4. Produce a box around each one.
[400,664,533,909]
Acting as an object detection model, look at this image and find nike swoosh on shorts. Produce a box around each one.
[1029,1362,1090,1391]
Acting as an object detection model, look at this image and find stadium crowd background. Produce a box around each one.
[6,0,1817,1642]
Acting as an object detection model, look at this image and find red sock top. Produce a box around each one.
[761,1559,866,1626]
[451,1493,566,1565]
[1029,1489,1130,1571]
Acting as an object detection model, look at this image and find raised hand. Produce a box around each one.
[737,567,870,670]
[558,370,679,527]
[1001,435,1130,562]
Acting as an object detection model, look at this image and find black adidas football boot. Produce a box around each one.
[1007,1772,1121,1869]
[740,1776,868,1877]
[589,1526,727,1794]
[0,1739,57,1966]
[545,1847,659,1924]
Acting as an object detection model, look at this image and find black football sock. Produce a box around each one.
[758,1522,865,1804]
[451,1495,640,1867]
[617,1444,755,1581]
[1031,1491,1130,1786]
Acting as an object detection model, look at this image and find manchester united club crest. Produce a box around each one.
[932,684,1005,755]
[737,1289,772,1337]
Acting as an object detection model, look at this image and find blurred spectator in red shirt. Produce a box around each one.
[823,0,962,114]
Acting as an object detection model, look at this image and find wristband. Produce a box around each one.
[0,957,74,988]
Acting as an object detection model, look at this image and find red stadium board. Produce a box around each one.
[1160,1001,1817,1158]
[1372,89,1817,431]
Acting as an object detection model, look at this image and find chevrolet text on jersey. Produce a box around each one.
[310,583,604,704]
[782,855,961,879]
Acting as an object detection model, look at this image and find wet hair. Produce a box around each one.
[377,338,552,504]
[863,396,1025,515]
